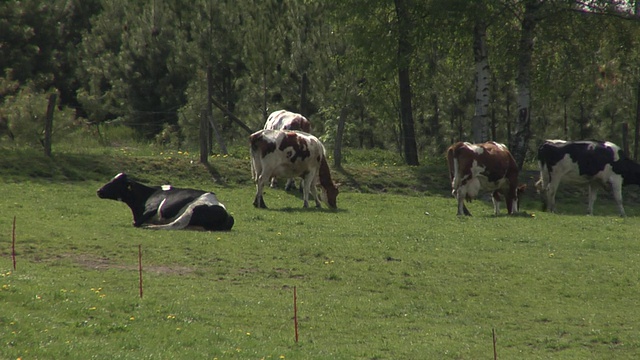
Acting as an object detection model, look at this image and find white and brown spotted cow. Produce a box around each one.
[264,110,311,133]
[263,110,312,190]
[250,129,338,209]
[447,141,523,216]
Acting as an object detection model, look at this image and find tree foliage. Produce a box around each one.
[3,0,640,164]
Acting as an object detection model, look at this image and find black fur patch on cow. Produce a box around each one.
[250,132,277,157]
[279,132,311,163]
[538,141,613,177]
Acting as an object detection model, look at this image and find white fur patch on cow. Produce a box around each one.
[549,154,617,186]
[605,142,621,161]
[464,142,484,154]
[156,198,168,221]
[493,142,508,151]
[146,193,223,230]
[161,185,172,191]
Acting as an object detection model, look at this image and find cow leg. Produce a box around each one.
[455,189,471,216]
[545,179,560,213]
[145,204,197,230]
[309,180,321,208]
[491,191,500,216]
[284,178,296,191]
[610,179,626,217]
[302,173,320,208]
[301,175,312,208]
[254,175,268,208]
[269,177,278,188]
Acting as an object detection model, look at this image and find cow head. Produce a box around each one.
[97,173,131,201]
[514,184,526,212]
[319,182,339,209]
[493,184,526,214]
[615,157,640,186]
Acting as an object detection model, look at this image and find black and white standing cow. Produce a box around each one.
[263,110,312,190]
[97,173,234,230]
[250,129,339,209]
[537,139,640,216]
[447,141,523,216]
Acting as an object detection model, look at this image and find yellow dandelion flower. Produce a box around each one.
[89,306,97,311]
[129,316,135,321]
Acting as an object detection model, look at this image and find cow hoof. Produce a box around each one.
[253,199,267,208]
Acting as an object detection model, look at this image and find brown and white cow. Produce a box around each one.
[264,110,312,133]
[263,110,312,190]
[250,129,338,209]
[447,141,522,216]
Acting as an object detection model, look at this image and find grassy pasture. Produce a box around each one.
[2,147,640,359]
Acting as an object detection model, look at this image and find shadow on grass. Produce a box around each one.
[334,166,365,193]
[0,149,117,182]
[269,207,346,213]
[203,161,228,186]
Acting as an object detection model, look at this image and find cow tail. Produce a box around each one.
[446,147,455,182]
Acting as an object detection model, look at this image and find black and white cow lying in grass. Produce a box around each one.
[97,173,234,230]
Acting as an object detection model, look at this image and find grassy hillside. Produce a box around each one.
[2,145,640,359]
[0,145,453,195]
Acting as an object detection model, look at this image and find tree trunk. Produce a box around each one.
[44,93,57,157]
[334,105,348,169]
[634,81,640,160]
[472,19,491,144]
[262,67,268,123]
[300,72,309,117]
[199,110,209,164]
[207,65,228,155]
[505,85,511,146]
[623,122,630,156]
[429,93,446,154]
[394,0,419,165]
[510,0,541,169]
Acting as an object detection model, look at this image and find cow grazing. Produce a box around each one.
[263,110,312,190]
[97,173,234,230]
[537,139,640,216]
[250,129,338,209]
[447,141,522,216]
[264,109,312,133]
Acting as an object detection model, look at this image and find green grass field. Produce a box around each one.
[2,146,640,359]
